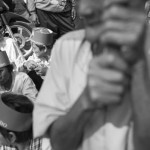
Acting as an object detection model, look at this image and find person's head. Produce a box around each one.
[0,92,33,147]
[30,27,53,58]
[79,0,147,42]
[78,0,147,65]
[0,51,13,85]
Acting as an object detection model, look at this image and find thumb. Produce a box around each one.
[90,51,129,73]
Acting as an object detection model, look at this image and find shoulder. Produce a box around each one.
[59,29,86,41]
[51,29,86,63]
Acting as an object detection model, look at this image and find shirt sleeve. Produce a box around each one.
[22,73,38,102]
[33,39,70,138]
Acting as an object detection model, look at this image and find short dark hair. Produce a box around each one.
[0,92,33,143]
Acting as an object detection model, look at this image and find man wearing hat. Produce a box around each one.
[0,51,38,102]
[20,27,53,90]
[0,92,51,150]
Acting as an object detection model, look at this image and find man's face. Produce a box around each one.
[79,0,146,43]
[0,67,11,85]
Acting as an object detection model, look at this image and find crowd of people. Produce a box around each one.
[0,0,150,150]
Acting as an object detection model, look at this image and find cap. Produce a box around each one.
[0,95,32,132]
[0,51,10,68]
[30,27,53,46]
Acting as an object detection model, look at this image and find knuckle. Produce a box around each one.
[110,6,119,16]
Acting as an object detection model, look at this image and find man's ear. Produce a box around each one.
[8,132,16,144]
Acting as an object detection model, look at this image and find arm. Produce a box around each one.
[49,90,94,150]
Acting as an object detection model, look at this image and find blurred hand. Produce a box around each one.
[81,52,130,109]
[71,7,77,20]
[24,60,38,71]
[34,65,48,76]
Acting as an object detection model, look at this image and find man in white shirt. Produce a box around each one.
[33,0,150,150]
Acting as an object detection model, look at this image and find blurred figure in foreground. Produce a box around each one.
[33,0,150,150]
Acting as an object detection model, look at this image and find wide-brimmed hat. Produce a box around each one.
[30,27,53,46]
[0,51,10,68]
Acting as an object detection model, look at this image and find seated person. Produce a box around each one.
[20,27,53,90]
[0,51,38,102]
[0,92,51,150]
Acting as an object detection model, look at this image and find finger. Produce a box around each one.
[102,6,145,22]
[93,94,122,108]
[89,52,129,73]
[100,31,138,47]
[36,72,41,76]
[88,67,125,83]
[89,77,125,93]
[89,82,125,105]
[100,20,143,34]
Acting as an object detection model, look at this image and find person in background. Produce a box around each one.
[26,0,76,40]
[0,23,23,70]
[145,0,150,24]
[20,27,53,90]
[0,51,38,102]
[33,0,150,150]
[0,92,51,150]
[11,0,31,21]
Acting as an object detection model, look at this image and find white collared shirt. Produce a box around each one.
[33,30,133,150]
